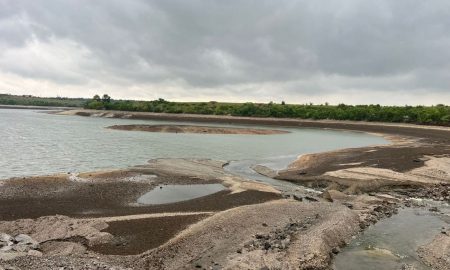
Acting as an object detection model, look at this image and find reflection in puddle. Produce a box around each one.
[333,207,449,270]
[137,184,226,205]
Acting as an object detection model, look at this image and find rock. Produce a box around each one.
[401,263,416,270]
[86,232,114,246]
[331,247,340,254]
[342,202,354,209]
[27,250,43,257]
[12,234,39,251]
[429,207,439,212]
[14,234,33,243]
[293,195,303,201]
[0,245,13,252]
[0,215,110,245]
[15,234,39,248]
[0,265,20,270]
[0,233,12,243]
[322,190,348,202]
[0,251,26,261]
[12,244,30,252]
[305,196,318,202]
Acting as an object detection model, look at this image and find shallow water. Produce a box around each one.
[137,184,226,205]
[0,109,387,180]
[333,206,449,270]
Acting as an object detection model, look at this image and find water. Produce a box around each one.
[137,184,226,205]
[333,206,449,270]
[0,109,387,180]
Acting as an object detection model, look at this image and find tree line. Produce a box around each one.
[0,94,86,107]
[1,93,448,126]
[84,95,450,126]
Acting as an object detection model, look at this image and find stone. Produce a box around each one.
[27,250,43,257]
[305,196,318,202]
[0,251,26,261]
[14,234,34,243]
[86,232,114,246]
[14,234,39,249]
[0,233,12,243]
[0,245,13,252]
[332,247,341,254]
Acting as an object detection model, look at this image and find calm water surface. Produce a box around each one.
[0,109,387,180]
[137,184,226,205]
[333,206,449,270]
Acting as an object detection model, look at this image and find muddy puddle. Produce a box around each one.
[137,184,226,205]
[333,204,449,270]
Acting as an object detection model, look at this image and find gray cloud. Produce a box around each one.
[0,0,449,104]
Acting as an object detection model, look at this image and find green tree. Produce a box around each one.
[102,94,111,103]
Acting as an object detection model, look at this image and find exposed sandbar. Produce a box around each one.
[107,124,290,135]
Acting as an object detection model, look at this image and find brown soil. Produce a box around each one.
[0,178,278,221]
[91,214,208,255]
[107,124,290,135]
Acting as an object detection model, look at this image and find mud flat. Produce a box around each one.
[0,157,402,270]
[0,158,421,270]
[1,110,449,269]
[107,124,290,135]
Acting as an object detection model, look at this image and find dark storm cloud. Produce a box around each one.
[0,0,449,103]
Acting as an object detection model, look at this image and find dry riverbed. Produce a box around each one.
[1,110,449,270]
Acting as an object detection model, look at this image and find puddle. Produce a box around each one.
[333,206,449,270]
[137,184,226,205]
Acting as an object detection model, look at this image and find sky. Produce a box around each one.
[0,0,449,105]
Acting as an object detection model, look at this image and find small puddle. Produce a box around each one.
[137,184,226,205]
[333,206,449,270]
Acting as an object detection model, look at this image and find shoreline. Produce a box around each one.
[56,108,450,131]
[1,109,449,269]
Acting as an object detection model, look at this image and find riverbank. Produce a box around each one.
[1,109,449,269]
[0,159,402,269]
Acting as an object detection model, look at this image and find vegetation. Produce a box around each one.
[0,94,87,107]
[84,95,450,126]
[1,93,448,126]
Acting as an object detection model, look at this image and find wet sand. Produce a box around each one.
[0,167,279,221]
[90,214,209,255]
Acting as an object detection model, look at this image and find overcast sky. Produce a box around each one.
[0,0,449,105]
